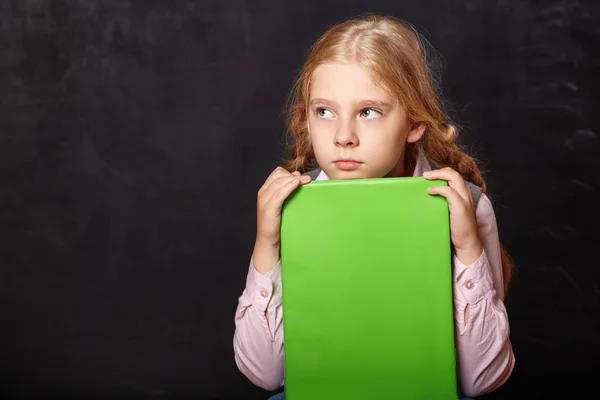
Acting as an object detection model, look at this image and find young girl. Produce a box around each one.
[233,14,515,399]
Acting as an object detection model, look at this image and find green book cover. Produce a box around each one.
[280,177,458,399]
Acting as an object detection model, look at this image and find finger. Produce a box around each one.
[426,185,467,211]
[264,175,309,204]
[258,175,295,212]
[291,170,311,184]
[423,168,472,204]
[266,176,304,213]
[259,167,292,195]
[287,172,312,185]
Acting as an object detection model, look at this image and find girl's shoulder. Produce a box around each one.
[465,181,483,208]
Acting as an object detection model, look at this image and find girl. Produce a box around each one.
[233,14,515,399]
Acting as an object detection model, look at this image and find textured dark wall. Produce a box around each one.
[1,0,598,398]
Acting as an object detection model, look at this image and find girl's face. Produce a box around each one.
[307,62,425,180]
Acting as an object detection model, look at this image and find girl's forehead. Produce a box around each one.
[309,62,394,101]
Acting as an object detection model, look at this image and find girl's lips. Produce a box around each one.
[334,160,362,170]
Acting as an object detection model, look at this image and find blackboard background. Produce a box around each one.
[1,0,599,398]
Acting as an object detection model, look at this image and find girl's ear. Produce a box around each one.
[406,122,426,143]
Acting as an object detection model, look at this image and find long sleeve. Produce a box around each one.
[452,193,515,397]
[233,259,285,391]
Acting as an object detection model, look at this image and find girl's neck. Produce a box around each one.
[385,148,416,178]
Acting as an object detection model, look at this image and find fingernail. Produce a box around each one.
[423,171,431,177]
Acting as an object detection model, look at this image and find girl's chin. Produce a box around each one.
[328,170,381,180]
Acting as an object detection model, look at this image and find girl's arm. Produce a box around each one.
[233,258,285,391]
[233,167,310,390]
[453,193,515,397]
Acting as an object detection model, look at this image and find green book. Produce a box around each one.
[280,177,459,399]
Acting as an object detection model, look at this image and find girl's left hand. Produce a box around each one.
[423,167,483,265]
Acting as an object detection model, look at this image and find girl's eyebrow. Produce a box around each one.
[357,100,394,109]
[310,98,394,109]
[310,98,338,106]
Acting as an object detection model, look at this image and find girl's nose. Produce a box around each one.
[334,120,359,148]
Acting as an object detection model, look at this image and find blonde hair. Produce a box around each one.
[282,13,513,293]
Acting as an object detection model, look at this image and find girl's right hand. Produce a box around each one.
[252,167,312,274]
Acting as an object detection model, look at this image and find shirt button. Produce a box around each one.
[465,280,475,290]
[260,288,269,298]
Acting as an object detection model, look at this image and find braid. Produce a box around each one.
[425,124,487,192]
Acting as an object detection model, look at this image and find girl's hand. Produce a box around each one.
[423,168,483,265]
[253,167,311,274]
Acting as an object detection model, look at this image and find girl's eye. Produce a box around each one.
[360,108,381,119]
[316,108,334,119]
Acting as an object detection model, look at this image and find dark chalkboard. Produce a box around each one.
[1,0,598,398]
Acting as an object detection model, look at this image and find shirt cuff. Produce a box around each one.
[453,249,496,305]
[246,258,283,312]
